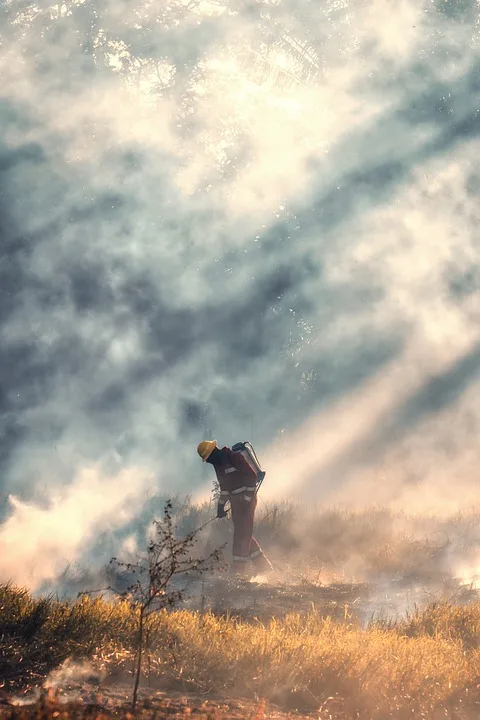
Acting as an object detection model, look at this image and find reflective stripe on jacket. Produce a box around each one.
[214,447,257,504]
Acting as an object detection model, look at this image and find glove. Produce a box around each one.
[216,503,227,519]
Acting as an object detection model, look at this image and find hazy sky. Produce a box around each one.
[1,0,479,588]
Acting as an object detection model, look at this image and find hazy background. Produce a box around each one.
[0,0,479,590]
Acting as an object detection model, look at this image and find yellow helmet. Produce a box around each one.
[197,440,217,462]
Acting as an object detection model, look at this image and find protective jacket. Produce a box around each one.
[214,446,258,509]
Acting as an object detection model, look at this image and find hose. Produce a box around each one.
[193,507,231,534]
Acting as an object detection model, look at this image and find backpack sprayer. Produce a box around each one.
[231,441,266,491]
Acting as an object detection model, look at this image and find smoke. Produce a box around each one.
[0,0,479,588]
[44,658,105,691]
[10,659,105,706]
[0,466,151,590]
[262,335,480,513]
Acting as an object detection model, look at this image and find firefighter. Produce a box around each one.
[197,440,274,576]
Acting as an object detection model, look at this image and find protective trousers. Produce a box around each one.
[230,494,273,574]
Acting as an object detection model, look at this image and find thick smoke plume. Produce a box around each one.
[0,466,151,589]
[0,0,479,588]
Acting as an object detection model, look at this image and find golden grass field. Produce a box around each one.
[1,502,479,719]
[1,582,479,719]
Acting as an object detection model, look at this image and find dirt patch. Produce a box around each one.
[2,686,320,720]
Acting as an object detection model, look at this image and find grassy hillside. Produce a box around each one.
[57,499,480,596]
[1,583,479,719]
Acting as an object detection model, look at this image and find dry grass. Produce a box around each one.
[134,608,479,716]
[123,498,480,584]
[1,583,480,718]
[55,500,480,598]
[0,584,137,688]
